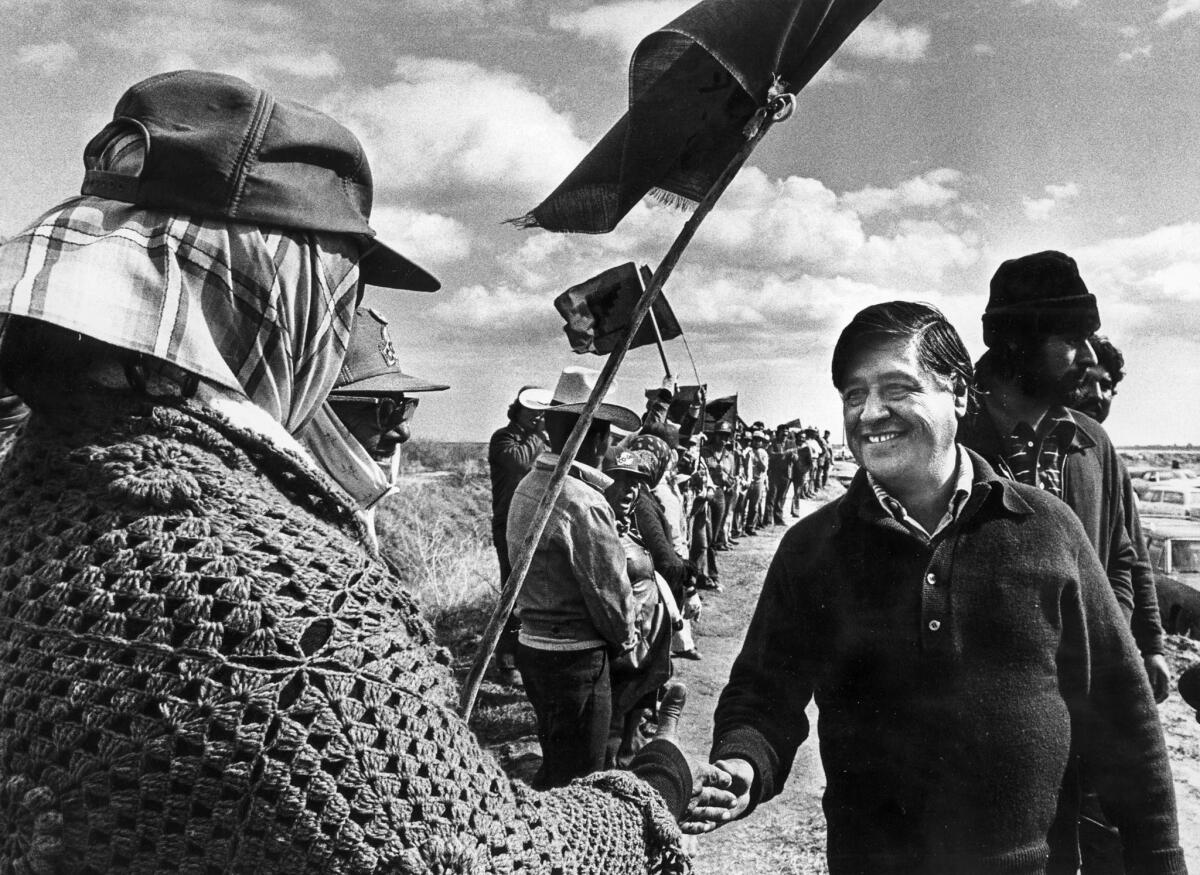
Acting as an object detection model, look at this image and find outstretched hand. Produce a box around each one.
[654,683,735,822]
[680,756,753,834]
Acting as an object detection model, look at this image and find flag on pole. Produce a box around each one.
[513,0,884,233]
[704,394,739,431]
[554,262,683,355]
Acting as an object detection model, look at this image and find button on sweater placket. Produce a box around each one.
[920,550,951,652]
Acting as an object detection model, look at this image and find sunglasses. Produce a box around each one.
[334,395,420,430]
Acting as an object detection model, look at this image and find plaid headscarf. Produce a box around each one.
[0,195,359,433]
[627,433,673,487]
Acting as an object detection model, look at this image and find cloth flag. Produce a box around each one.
[515,0,884,233]
[554,262,683,355]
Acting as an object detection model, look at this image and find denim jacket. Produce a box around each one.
[508,453,637,652]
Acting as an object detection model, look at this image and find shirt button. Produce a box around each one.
[925,573,936,586]
[1027,441,1034,448]
[928,620,941,632]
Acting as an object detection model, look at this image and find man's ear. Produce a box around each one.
[953,377,970,418]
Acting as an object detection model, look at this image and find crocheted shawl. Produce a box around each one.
[0,394,687,874]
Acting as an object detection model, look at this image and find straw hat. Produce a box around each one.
[546,366,640,432]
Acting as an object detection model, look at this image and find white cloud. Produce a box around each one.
[972,43,997,56]
[330,57,588,201]
[550,0,693,56]
[1118,44,1152,62]
[427,283,553,333]
[842,168,964,216]
[1159,0,1200,25]
[16,42,78,75]
[92,1,342,83]
[1077,224,1200,306]
[502,167,979,301]
[370,207,472,266]
[1119,25,1141,37]
[256,51,342,79]
[841,15,930,62]
[1017,0,1082,8]
[1022,181,1080,221]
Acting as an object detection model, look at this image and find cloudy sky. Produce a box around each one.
[3,0,1199,445]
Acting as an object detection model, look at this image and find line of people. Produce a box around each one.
[0,68,1188,875]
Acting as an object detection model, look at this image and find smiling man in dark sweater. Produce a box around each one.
[689,302,1185,875]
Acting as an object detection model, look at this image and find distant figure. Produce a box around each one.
[817,429,833,488]
[692,301,1185,875]
[1068,334,1124,424]
[507,366,641,788]
[488,384,552,685]
[765,424,794,526]
[322,307,449,549]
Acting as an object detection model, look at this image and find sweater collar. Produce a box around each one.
[839,444,1033,530]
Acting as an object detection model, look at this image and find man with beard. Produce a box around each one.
[957,251,1167,875]
[1069,335,1124,425]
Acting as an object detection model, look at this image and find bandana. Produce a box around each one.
[0,195,359,434]
[626,433,673,487]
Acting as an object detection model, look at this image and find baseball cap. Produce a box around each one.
[81,70,439,292]
[331,308,448,395]
[604,449,655,481]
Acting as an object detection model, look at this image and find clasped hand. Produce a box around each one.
[654,684,754,834]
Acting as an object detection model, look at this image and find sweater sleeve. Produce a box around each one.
[1121,463,1166,656]
[710,525,816,812]
[1063,539,1186,874]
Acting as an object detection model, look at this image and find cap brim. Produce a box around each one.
[331,371,449,394]
[548,402,641,433]
[359,238,441,292]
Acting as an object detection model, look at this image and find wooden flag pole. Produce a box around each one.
[460,96,792,720]
[647,306,672,379]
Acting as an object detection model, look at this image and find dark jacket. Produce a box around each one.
[957,405,1138,618]
[488,420,548,545]
[634,488,689,600]
[711,450,1183,875]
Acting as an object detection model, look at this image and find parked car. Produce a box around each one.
[1145,520,1200,637]
[1130,467,1197,499]
[1137,482,1200,520]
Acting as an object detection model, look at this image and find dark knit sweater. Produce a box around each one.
[0,394,690,873]
[711,450,1185,875]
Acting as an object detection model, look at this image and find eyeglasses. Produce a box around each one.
[333,395,419,430]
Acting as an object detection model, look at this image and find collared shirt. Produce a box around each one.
[998,408,1077,499]
[867,446,975,542]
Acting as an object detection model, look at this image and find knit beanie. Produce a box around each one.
[982,250,1099,347]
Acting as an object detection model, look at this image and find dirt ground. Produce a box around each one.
[468,493,1200,873]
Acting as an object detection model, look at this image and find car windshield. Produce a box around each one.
[1171,540,1200,573]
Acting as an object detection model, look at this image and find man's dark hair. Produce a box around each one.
[831,301,973,395]
[1090,334,1125,387]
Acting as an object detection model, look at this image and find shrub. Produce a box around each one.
[374,469,498,636]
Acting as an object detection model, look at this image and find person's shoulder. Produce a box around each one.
[779,498,843,545]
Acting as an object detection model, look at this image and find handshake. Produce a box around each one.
[654,683,754,833]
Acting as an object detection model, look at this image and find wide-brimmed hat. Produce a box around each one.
[515,385,554,410]
[331,307,448,395]
[545,366,640,432]
[81,70,439,292]
[604,449,656,481]
[983,250,1099,346]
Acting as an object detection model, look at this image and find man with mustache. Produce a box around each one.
[958,251,1168,874]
